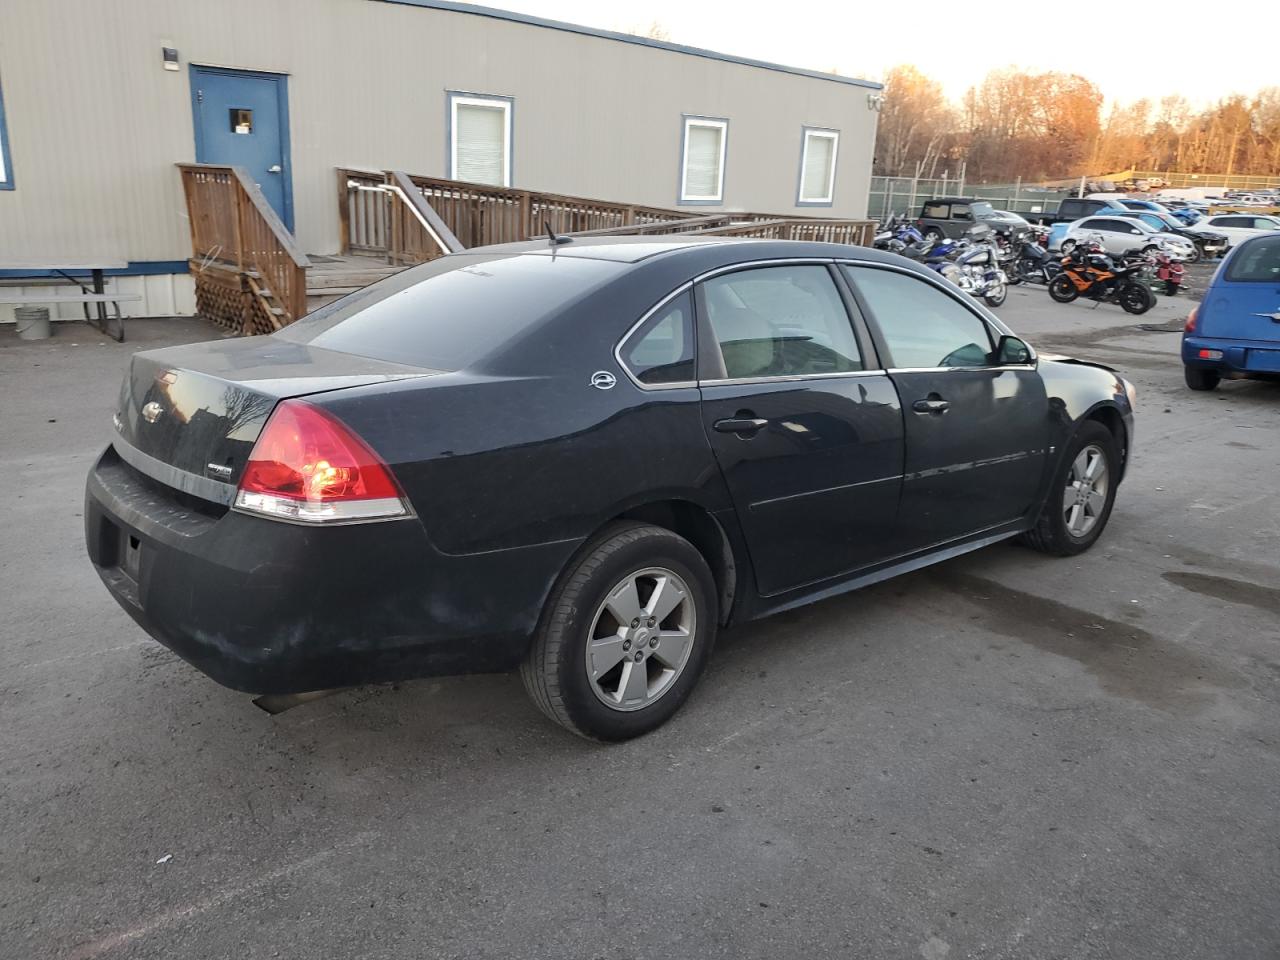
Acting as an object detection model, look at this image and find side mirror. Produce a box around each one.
[996,335,1033,365]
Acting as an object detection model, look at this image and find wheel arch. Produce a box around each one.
[611,499,742,626]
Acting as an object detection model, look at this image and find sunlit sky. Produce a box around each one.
[488,0,1268,108]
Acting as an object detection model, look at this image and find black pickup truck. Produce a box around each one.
[1021,197,1121,226]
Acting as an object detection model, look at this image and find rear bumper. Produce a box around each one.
[84,447,571,694]
[1182,335,1280,376]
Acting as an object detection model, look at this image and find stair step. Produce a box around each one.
[306,271,401,289]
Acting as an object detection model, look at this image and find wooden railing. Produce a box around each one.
[178,163,309,331]
[335,171,876,261]
[397,175,691,249]
[338,168,389,255]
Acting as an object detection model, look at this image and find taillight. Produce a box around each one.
[234,400,409,523]
[1184,305,1198,333]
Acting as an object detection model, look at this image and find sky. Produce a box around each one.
[489,0,1270,108]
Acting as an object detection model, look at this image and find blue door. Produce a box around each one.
[190,66,293,230]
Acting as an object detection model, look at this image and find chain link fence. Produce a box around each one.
[868,176,1073,223]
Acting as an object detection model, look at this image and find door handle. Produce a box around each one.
[267,164,282,173]
[714,417,769,436]
[912,398,950,414]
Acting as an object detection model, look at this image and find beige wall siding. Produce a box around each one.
[0,0,878,266]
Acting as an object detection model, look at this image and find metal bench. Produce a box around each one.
[0,260,136,341]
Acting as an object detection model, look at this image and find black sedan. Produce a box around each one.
[85,238,1136,740]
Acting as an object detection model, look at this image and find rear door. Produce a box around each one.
[842,264,1048,551]
[696,262,905,596]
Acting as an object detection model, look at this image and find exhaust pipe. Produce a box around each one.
[251,689,346,715]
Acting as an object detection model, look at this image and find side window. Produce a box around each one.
[619,291,695,385]
[1219,217,1247,227]
[701,265,862,380]
[952,204,972,220]
[1254,218,1278,230]
[844,266,994,369]
[922,201,949,219]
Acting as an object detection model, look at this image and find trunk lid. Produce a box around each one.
[114,336,437,496]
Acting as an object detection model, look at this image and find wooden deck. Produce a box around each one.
[305,253,405,308]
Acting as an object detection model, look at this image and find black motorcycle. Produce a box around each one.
[1005,231,1062,286]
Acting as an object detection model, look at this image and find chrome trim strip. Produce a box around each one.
[751,474,902,509]
[112,437,235,506]
[886,364,1038,374]
[701,370,886,387]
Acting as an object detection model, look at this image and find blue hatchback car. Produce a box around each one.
[1182,233,1280,390]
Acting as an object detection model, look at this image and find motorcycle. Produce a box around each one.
[1047,236,1155,314]
[873,216,924,253]
[923,225,1008,307]
[1154,251,1185,296]
[1005,227,1062,286]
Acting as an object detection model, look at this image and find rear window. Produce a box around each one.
[277,253,623,370]
[1225,237,1280,282]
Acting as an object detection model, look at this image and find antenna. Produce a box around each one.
[545,220,572,246]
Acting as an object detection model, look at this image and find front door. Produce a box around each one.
[696,263,906,597]
[843,264,1048,550]
[190,66,292,230]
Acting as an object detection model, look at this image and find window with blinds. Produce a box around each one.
[798,129,839,205]
[449,94,512,187]
[680,117,727,203]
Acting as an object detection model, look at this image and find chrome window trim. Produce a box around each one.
[613,283,698,391]
[885,364,1037,374]
[701,370,887,387]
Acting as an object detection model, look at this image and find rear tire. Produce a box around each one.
[924,228,944,243]
[1186,245,1202,263]
[1119,282,1155,315]
[1048,274,1079,303]
[1021,421,1120,557]
[1184,366,1221,391]
[521,522,718,741]
[1060,239,1077,255]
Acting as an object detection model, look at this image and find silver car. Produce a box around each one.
[1062,215,1196,259]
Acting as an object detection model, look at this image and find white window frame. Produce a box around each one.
[448,92,513,188]
[797,127,839,206]
[679,116,728,204]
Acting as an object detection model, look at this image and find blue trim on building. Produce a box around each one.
[0,66,14,190]
[795,126,839,208]
[378,0,882,91]
[445,90,516,186]
[0,261,189,280]
[677,115,728,207]
[189,64,295,231]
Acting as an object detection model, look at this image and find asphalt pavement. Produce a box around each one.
[2,278,1278,960]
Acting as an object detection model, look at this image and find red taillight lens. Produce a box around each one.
[234,400,408,523]
[1184,306,1198,333]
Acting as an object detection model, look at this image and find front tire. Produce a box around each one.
[1048,274,1079,303]
[984,282,1007,307]
[521,523,718,741]
[1184,366,1221,391]
[1021,421,1120,556]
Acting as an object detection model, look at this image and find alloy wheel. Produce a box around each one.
[585,567,697,712]
[1062,444,1110,538]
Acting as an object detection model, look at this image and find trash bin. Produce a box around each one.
[15,306,52,340]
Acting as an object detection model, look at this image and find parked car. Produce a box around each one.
[1182,232,1280,391]
[1061,215,1196,259]
[83,237,1135,740]
[1104,210,1229,261]
[1194,214,1280,246]
[916,197,1029,240]
[1105,197,1177,216]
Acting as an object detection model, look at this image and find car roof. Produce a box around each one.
[457,235,915,269]
[925,196,984,204]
